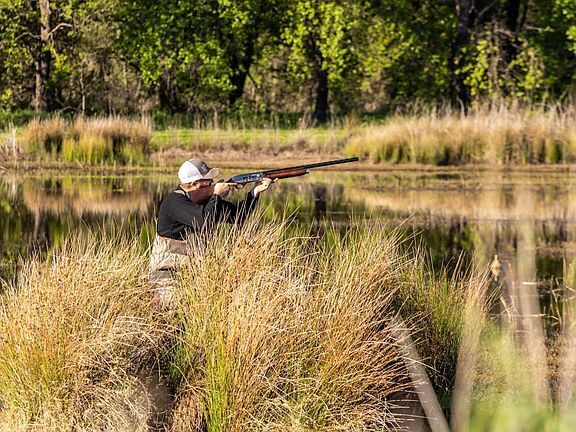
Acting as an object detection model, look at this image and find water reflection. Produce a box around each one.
[1,169,575,316]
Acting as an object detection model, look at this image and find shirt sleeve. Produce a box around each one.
[219,189,259,224]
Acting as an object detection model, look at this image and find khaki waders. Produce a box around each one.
[149,235,189,308]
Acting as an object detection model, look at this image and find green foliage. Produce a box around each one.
[556,0,576,54]
[463,28,546,101]
[0,0,574,115]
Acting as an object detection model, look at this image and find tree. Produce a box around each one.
[115,0,284,113]
[455,0,574,102]
[0,0,118,113]
[0,0,74,112]
[0,0,39,111]
[281,0,366,124]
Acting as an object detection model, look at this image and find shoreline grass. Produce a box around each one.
[1,103,575,167]
[19,117,151,165]
[346,103,576,165]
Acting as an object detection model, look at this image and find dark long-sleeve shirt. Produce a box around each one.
[156,186,259,240]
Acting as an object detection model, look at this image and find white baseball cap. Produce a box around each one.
[178,159,220,184]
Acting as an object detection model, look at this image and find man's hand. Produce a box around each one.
[253,178,275,198]
[213,182,231,198]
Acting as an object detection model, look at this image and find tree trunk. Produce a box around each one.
[449,0,475,108]
[228,41,254,107]
[158,69,186,113]
[34,0,52,112]
[312,44,328,125]
[503,0,521,64]
[313,67,328,125]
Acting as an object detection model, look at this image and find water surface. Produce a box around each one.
[1,168,575,331]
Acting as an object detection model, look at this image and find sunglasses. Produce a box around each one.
[194,179,214,186]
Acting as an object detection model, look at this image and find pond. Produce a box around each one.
[1,167,575,335]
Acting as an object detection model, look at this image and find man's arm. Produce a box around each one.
[218,190,259,224]
[219,178,273,224]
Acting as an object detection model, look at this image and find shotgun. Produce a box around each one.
[188,157,359,203]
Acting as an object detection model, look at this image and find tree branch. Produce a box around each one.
[476,0,499,23]
[48,22,73,39]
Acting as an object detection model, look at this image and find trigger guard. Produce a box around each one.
[236,183,245,189]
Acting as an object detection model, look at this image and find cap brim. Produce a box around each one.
[202,167,220,179]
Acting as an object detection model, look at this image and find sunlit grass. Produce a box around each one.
[346,103,576,165]
[21,116,151,165]
[0,214,495,430]
[166,214,492,430]
[0,232,164,430]
[169,217,414,430]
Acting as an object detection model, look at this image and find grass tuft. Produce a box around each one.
[0,232,163,430]
[346,103,576,165]
[21,116,151,164]
[168,215,478,430]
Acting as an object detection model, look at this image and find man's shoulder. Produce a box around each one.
[164,189,187,200]
[159,189,187,208]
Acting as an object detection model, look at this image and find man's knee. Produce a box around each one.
[149,269,177,309]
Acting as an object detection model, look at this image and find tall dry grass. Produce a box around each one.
[22,117,67,157]
[0,215,493,431]
[167,215,491,431]
[170,218,414,431]
[0,233,164,431]
[347,103,576,165]
[22,116,151,164]
[12,103,576,166]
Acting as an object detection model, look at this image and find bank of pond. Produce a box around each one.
[1,104,575,167]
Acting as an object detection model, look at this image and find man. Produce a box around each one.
[149,158,272,306]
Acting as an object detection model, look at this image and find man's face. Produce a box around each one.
[191,179,213,190]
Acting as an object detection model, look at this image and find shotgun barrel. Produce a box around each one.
[227,157,359,185]
[188,157,359,202]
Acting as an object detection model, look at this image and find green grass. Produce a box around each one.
[149,127,346,155]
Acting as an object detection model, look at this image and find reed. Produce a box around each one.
[0,232,163,430]
[169,217,417,431]
[346,103,576,165]
[21,116,151,164]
